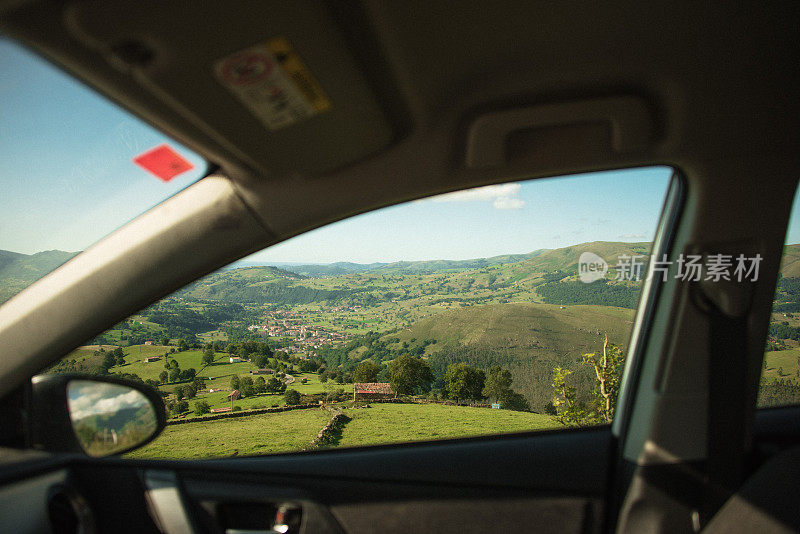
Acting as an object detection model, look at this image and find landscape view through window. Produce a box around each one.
[3,167,687,458]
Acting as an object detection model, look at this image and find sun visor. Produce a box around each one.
[65,1,394,176]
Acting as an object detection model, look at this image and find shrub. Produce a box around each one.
[194,401,211,415]
[173,400,189,415]
[232,406,242,412]
[284,389,301,405]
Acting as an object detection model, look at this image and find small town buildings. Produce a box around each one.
[250,368,274,375]
[229,356,243,363]
[144,356,161,363]
[144,341,153,345]
[353,382,394,401]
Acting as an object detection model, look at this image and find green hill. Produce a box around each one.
[521,241,650,273]
[0,249,79,303]
[370,250,548,275]
[404,302,633,410]
[312,301,632,411]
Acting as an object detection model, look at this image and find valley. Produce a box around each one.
[4,240,799,457]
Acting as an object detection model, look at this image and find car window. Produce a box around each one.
[758,182,800,408]
[33,168,674,458]
[0,38,209,305]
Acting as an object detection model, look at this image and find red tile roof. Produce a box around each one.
[354,382,393,395]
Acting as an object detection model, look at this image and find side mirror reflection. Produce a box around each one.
[66,380,159,456]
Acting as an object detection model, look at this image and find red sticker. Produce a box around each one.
[220,53,274,86]
[133,144,194,182]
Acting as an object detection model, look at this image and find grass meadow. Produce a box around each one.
[128,408,331,459]
[128,402,559,459]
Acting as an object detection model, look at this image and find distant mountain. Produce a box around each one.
[265,250,551,278]
[370,250,549,275]
[287,262,389,277]
[0,249,25,272]
[0,241,652,306]
[0,249,79,303]
[173,266,360,305]
[523,241,650,272]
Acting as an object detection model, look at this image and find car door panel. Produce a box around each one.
[0,427,612,533]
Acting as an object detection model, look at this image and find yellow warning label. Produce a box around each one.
[266,37,332,113]
[214,38,331,131]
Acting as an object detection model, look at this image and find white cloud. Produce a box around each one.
[68,381,148,421]
[493,196,525,210]
[431,183,525,210]
[619,233,646,239]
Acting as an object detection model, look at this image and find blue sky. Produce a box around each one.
[0,38,207,254]
[250,167,673,264]
[2,37,800,265]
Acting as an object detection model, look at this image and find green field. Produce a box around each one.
[762,348,800,380]
[128,402,559,459]
[128,408,331,459]
[337,403,557,448]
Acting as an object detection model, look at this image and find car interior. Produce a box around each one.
[0,1,799,533]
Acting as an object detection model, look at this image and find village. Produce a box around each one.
[246,308,356,350]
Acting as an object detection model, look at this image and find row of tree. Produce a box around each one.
[349,355,530,411]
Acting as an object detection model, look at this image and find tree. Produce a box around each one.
[582,337,624,422]
[444,363,485,401]
[178,338,188,352]
[284,389,301,405]
[230,375,240,390]
[202,348,215,366]
[161,337,170,346]
[254,376,266,394]
[169,367,181,383]
[184,383,197,399]
[299,359,320,373]
[254,353,271,369]
[551,367,587,426]
[353,360,381,383]
[173,400,189,415]
[387,354,434,395]
[159,370,169,384]
[482,367,513,401]
[175,386,184,401]
[180,368,197,381]
[194,401,210,415]
[552,337,623,425]
[111,347,125,366]
[266,376,285,393]
[499,390,530,411]
[239,376,254,397]
[193,376,206,390]
[101,352,116,371]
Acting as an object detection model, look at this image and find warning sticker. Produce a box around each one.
[214,38,331,130]
[133,144,194,182]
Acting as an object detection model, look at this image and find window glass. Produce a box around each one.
[759,184,800,408]
[0,39,208,305]
[36,168,672,458]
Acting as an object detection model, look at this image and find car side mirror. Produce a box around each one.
[29,374,166,457]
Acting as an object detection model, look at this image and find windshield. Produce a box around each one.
[0,38,208,305]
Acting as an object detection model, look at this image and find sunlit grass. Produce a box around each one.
[127,408,331,459]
